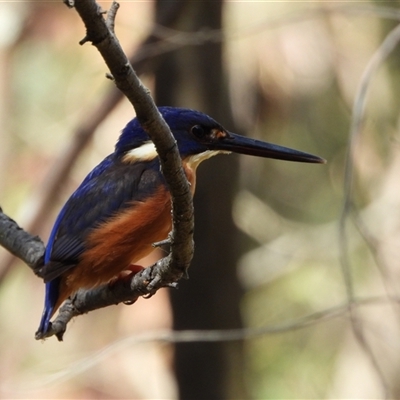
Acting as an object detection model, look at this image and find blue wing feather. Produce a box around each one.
[42,156,163,279]
[44,154,115,263]
[37,155,164,335]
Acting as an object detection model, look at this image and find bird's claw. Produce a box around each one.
[140,279,177,298]
[109,264,145,294]
[123,297,139,305]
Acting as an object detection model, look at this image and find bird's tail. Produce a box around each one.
[36,277,61,338]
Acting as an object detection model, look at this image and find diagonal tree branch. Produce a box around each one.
[0,0,194,341]
[42,0,194,340]
[0,1,186,283]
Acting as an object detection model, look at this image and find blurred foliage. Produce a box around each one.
[1,1,400,399]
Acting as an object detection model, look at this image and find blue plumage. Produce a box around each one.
[116,107,221,157]
[36,107,324,338]
[38,156,165,334]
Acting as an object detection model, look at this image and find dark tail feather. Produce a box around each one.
[36,277,61,338]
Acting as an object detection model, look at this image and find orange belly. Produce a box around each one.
[54,161,196,313]
[60,185,172,298]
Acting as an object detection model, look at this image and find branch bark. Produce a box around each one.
[70,0,194,280]
[0,2,186,282]
[0,208,44,273]
[0,0,194,340]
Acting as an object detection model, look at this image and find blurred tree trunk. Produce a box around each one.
[154,1,247,399]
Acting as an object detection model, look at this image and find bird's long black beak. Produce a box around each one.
[210,132,325,164]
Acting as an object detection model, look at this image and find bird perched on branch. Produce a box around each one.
[36,107,324,337]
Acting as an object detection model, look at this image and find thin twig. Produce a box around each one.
[352,211,400,311]
[105,1,119,35]
[18,296,400,390]
[339,22,400,400]
[120,5,400,66]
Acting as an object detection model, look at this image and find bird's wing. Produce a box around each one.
[40,156,164,282]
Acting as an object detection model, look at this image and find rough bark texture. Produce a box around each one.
[0,0,196,341]
[0,209,44,272]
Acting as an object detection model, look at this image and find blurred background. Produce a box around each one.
[0,1,400,398]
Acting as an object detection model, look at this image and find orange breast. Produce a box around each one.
[54,161,197,314]
[182,159,197,195]
[63,185,172,292]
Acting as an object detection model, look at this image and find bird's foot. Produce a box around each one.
[109,264,146,305]
[108,264,144,288]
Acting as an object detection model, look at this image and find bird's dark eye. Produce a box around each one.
[190,125,206,139]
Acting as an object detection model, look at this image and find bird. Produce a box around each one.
[36,106,325,337]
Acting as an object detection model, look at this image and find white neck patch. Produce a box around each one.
[186,150,231,170]
[123,141,158,163]
[123,142,231,167]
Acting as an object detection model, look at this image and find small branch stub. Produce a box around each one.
[106,1,120,34]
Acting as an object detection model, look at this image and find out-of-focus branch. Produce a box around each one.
[28,295,400,388]
[339,22,400,400]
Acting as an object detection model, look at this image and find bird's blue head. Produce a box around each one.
[116,107,325,165]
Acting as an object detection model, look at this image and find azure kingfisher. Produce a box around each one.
[36,106,324,337]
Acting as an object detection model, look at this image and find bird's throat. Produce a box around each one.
[185,150,230,170]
